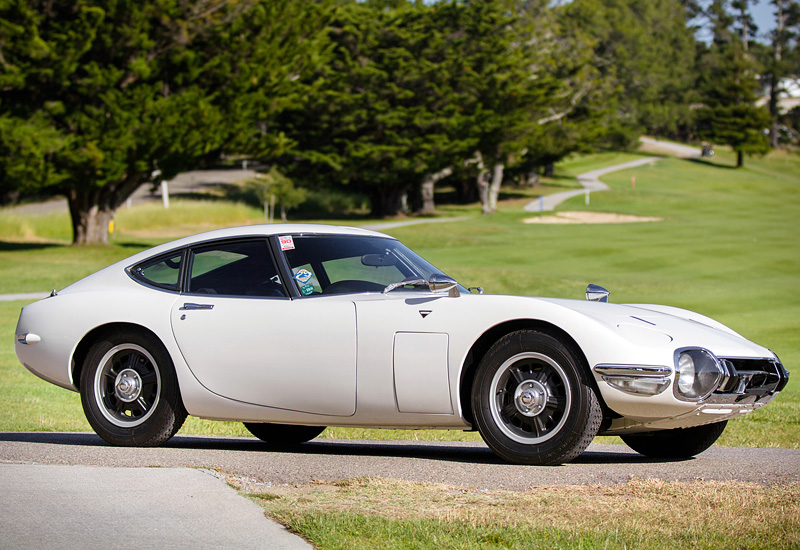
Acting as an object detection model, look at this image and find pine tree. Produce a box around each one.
[0,1,329,243]
[694,0,770,166]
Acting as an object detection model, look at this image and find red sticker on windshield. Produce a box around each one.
[279,235,295,251]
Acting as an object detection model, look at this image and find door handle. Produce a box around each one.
[180,303,214,311]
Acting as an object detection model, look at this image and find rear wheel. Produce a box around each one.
[471,330,601,465]
[80,330,186,447]
[621,421,727,459]
[243,423,326,447]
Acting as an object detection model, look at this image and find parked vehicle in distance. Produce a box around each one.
[15,224,789,464]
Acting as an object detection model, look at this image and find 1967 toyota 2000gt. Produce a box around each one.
[15,224,789,464]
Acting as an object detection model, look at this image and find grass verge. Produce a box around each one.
[238,476,800,550]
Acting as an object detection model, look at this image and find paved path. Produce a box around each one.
[524,137,701,213]
[0,292,50,302]
[6,169,259,215]
[3,433,798,490]
[524,156,661,212]
[362,216,470,231]
[0,463,311,550]
[639,136,702,158]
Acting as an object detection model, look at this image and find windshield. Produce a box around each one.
[280,234,456,296]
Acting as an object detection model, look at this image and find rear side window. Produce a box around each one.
[130,253,183,291]
[187,240,286,298]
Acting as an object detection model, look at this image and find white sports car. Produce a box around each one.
[15,224,788,464]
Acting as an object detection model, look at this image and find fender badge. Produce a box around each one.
[419,310,432,319]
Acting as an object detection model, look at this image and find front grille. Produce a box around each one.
[717,358,789,397]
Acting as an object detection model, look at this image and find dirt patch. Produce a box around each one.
[524,211,662,224]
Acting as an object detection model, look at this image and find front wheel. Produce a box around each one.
[80,330,187,447]
[621,421,727,459]
[471,330,601,465]
[243,423,326,447]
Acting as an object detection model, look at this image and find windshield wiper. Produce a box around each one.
[383,276,428,294]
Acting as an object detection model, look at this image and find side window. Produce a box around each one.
[131,253,183,291]
[187,240,286,298]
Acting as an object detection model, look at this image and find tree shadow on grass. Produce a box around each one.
[686,158,738,170]
[116,241,159,249]
[0,241,66,252]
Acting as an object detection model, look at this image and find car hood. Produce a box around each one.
[530,296,773,359]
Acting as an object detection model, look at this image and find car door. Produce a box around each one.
[354,294,458,416]
[170,239,356,416]
[277,233,461,419]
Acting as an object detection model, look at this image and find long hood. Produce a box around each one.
[528,296,773,360]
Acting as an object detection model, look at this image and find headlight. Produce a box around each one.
[677,354,696,393]
[674,349,723,401]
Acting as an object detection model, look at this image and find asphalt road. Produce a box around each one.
[2,432,798,490]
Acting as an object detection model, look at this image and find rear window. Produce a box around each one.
[130,253,183,291]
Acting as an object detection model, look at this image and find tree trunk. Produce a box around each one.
[769,1,784,149]
[470,151,492,215]
[369,185,405,218]
[67,177,145,245]
[769,74,780,148]
[419,166,453,214]
[736,150,744,168]
[453,179,480,204]
[485,163,504,215]
[68,189,114,245]
[525,169,540,187]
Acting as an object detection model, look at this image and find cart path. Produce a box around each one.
[0,462,311,550]
[524,156,661,212]
[524,137,701,213]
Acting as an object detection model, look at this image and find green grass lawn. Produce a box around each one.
[242,477,799,550]
[1,149,798,449]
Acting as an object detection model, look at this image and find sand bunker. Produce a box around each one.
[523,211,662,225]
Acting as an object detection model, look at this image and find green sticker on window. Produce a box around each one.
[300,283,315,296]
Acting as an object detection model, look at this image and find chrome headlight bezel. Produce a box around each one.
[673,348,725,402]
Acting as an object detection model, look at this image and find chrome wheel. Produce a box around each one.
[472,330,601,465]
[81,330,185,447]
[94,344,161,428]
[489,352,571,444]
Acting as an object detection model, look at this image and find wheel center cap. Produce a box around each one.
[114,369,142,403]
[514,380,547,417]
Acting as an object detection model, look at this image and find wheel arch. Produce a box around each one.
[458,319,613,428]
[71,322,168,392]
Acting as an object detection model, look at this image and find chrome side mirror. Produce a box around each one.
[429,274,460,297]
[586,284,610,303]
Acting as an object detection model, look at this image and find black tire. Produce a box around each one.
[621,421,727,459]
[243,423,326,447]
[471,330,601,465]
[79,329,187,447]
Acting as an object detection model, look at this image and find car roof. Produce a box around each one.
[124,224,392,265]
